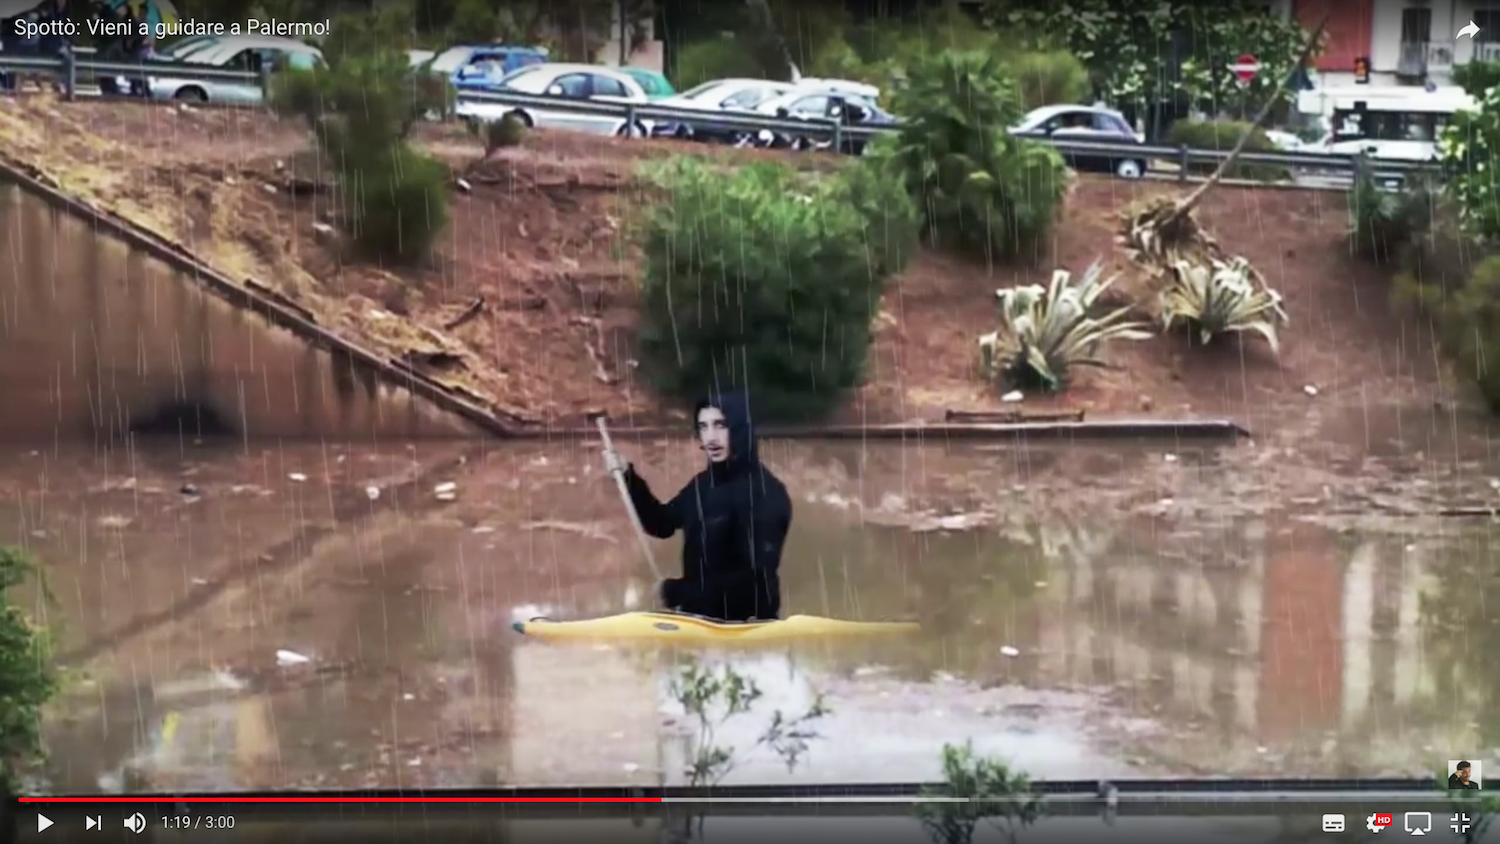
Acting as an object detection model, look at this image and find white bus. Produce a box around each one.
[1296,86,1477,161]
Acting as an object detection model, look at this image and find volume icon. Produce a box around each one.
[123,813,146,834]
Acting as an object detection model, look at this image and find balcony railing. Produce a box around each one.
[1475,41,1500,63]
[1426,42,1455,68]
[1398,42,1461,77]
[1398,42,1428,76]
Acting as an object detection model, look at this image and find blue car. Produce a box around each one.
[423,45,548,90]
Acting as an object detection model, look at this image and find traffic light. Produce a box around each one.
[1354,56,1370,84]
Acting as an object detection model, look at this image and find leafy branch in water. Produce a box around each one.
[668,657,830,787]
[918,743,1045,844]
[0,547,56,797]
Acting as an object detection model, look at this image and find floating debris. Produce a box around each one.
[1000,646,1021,658]
[1001,390,1024,403]
[276,649,312,667]
[1303,384,1319,397]
[288,473,308,483]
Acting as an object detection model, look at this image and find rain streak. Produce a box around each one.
[0,2,1497,843]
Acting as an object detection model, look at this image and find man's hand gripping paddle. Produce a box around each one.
[592,414,664,581]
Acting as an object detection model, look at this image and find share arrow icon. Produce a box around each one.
[1458,20,1481,39]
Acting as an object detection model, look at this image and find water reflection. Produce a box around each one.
[3,441,1497,790]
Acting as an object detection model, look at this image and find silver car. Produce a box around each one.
[455,63,653,137]
[148,36,323,104]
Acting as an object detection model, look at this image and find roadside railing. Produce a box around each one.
[0,49,272,95]
[0,53,1442,187]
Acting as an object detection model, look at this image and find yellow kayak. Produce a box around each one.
[513,611,920,644]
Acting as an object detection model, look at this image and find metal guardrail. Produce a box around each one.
[0,53,1443,184]
[0,50,272,96]
[453,87,888,143]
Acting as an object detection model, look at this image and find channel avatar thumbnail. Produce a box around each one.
[1448,760,1483,790]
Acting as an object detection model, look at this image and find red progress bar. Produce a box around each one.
[21,797,661,803]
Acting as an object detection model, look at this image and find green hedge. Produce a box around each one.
[1398,255,1500,413]
[1166,119,1291,183]
[634,157,918,421]
[1348,173,1434,265]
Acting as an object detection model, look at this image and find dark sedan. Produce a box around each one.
[1011,105,1149,180]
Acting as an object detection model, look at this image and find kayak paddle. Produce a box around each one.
[592,414,664,581]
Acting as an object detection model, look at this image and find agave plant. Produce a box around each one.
[1161,256,1289,353]
[978,261,1153,392]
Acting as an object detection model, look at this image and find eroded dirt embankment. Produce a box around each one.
[0,95,1453,446]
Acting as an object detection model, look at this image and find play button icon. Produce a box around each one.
[37,814,53,832]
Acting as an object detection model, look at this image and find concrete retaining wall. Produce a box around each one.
[0,182,481,442]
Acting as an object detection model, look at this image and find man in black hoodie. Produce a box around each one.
[604,391,792,622]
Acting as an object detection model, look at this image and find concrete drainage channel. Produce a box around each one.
[0,158,1252,448]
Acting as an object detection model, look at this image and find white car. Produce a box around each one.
[456,63,653,137]
[790,77,880,99]
[648,78,804,140]
[1263,129,1304,152]
[148,36,323,104]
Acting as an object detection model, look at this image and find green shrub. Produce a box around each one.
[0,547,55,797]
[269,27,454,265]
[1398,255,1500,413]
[1005,50,1089,110]
[1166,119,1291,182]
[635,156,918,421]
[1348,173,1435,265]
[1441,77,1500,242]
[340,145,451,265]
[672,35,781,90]
[484,113,528,154]
[886,50,1067,263]
[1453,60,1500,98]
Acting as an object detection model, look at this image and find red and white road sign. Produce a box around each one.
[1229,54,1261,83]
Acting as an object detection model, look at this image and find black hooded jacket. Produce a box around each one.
[1449,772,1480,789]
[621,392,792,621]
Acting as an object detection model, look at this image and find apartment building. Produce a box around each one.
[1291,0,1500,87]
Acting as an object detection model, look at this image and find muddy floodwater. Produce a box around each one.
[4,421,1500,792]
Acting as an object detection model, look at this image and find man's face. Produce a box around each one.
[697,406,730,463]
[1459,767,1471,783]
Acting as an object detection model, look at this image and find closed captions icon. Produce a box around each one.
[1323,814,1346,832]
